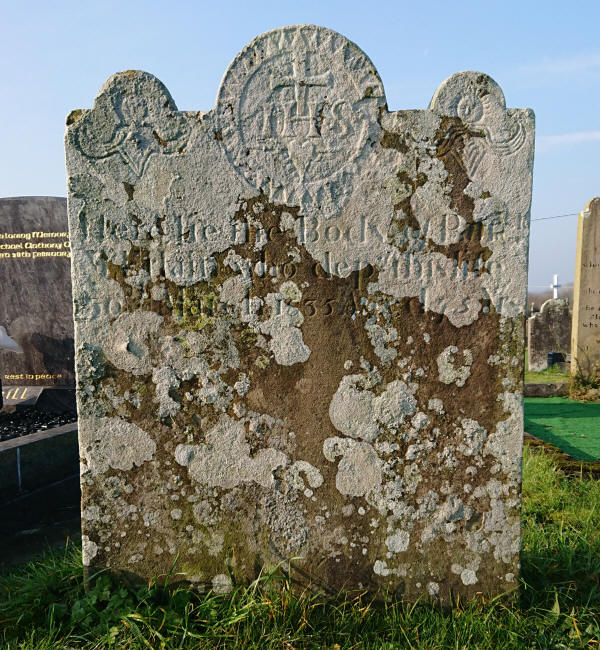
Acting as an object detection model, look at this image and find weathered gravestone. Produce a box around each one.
[0,197,75,407]
[572,198,600,378]
[527,298,571,371]
[65,26,534,602]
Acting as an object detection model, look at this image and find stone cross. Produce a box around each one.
[572,198,600,378]
[550,274,561,299]
[65,25,534,603]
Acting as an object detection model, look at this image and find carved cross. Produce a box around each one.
[272,56,331,138]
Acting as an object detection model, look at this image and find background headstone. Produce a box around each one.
[66,25,534,602]
[0,197,75,407]
[527,298,571,371]
[572,198,600,379]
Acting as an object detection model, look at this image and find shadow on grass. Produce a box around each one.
[1,539,600,648]
[521,541,600,610]
[520,445,600,620]
[523,427,598,462]
[524,398,600,461]
[525,399,600,421]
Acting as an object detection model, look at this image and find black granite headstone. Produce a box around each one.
[0,197,75,408]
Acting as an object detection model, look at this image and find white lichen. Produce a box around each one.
[458,418,487,456]
[385,529,410,553]
[460,569,478,585]
[427,581,439,596]
[175,414,287,489]
[211,573,233,594]
[329,375,416,442]
[258,293,311,365]
[81,417,156,475]
[82,536,98,567]
[101,311,163,375]
[279,280,302,303]
[323,437,382,497]
[287,460,324,492]
[427,398,445,415]
[437,346,473,386]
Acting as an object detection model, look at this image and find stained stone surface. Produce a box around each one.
[572,198,600,378]
[0,197,75,399]
[527,299,571,372]
[65,25,534,602]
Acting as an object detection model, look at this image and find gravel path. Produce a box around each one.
[0,407,77,443]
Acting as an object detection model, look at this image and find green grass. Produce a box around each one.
[525,366,571,384]
[2,447,600,648]
[524,349,571,384]
[525,397,600,460]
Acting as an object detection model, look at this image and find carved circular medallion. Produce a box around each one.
[216,25,386,218]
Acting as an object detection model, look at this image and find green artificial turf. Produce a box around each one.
[524,397,600,461]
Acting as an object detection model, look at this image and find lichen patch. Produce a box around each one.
[437,346,473,386]
[175,414,287,489]
[81,417,156,475]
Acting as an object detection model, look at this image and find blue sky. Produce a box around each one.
[1,0,598,289]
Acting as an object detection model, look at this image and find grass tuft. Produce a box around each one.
[1,446,600,648]
[524,366,571,385]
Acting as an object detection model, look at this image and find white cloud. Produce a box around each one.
[536,131,600,153]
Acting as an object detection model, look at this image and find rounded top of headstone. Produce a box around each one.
[215,25,386,215]
[429,71,532,178]
[94,70,178,112]
[430,70,509,126]
[584,197,600,216]
[217,25,386,106]
[539,297,569,314]
[0,196,66,206]
[68,70,189,178]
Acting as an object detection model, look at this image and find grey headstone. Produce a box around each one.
[527,298,571,372]
[65,25,534,602]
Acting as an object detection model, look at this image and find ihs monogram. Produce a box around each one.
[216,25,386,219]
